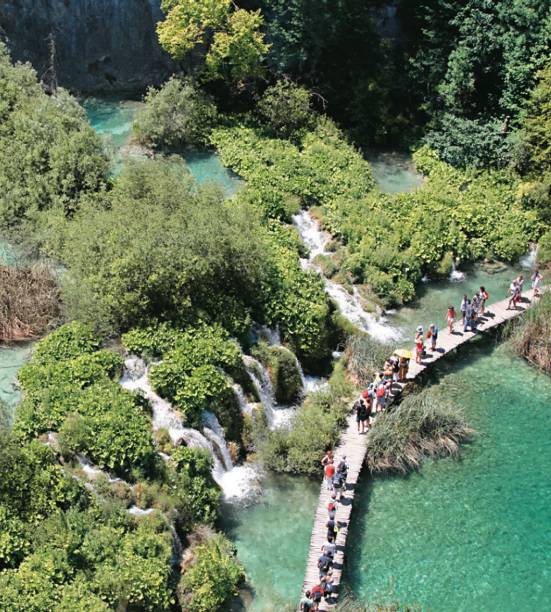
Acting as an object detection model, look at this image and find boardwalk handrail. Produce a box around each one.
[301,288,538,610]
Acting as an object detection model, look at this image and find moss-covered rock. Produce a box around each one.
[251,343,303,404]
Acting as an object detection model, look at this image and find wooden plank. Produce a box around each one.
[300,289,537,610]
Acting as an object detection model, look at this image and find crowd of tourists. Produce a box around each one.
[301,270,545,610]
[300,451,346,609]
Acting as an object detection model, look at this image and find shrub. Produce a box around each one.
[178,529,244,612]
[366,390,473,473]
[259,360,354,474]
[30,321,99,366]
[423,114,513,169]
[0,44,108,230]
[258,79,313,138]
[134,77,218,148]
[538,230,551,266]
[345,335,398,388]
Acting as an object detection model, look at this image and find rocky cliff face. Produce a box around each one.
[0,0,178,91]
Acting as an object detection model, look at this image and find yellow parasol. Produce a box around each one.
[394,348,413,359]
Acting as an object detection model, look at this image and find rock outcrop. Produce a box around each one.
[0,0,179,91]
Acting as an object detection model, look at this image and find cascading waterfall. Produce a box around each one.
[232,383,254,417]
[520,244,538,270]
[242,355,296,429]
[120,357,186,444]
[292,210,402,343]
[120,357,260,500]
[449,260,466,282]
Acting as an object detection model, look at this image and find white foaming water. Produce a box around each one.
[520,244,538,270]
[232,383,254,417]
[76,455,125,484]
[303,375,329,394]
[252,323,281,345]
[120,357,186,444]
[128,506,155,516]
[242,355,296,429]
[292,210,402,343]
[120,357,260,501]
[449,261,466,282]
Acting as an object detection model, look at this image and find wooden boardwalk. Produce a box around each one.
[301,289,537,609]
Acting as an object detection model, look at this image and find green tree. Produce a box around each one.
[134,77,218,148]
[157,0,269,83]
[0,44,108,230]
[257,78,313,138]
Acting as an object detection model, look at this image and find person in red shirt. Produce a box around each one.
[310,583,324,606]
[324,461,335,490]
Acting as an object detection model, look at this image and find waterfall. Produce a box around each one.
[120,357,260,501]
[202,411,233,472]
[292,210,402,343]
[120,357,186,444]
[520,244,538,270]
[449,260,466,282]
[232,383,254,417]
[290,350,328,397]
[76,455,125,485]
[242,355,295,429]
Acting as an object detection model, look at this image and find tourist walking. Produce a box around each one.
[332,469,345,500]
[398,355,409,381]
[427,323,438,352]
[324,460,335,490]
[460,294,468,326]
[532,269,543,297]
[322,572,337,599]
[321,450,333,468]
[447,305,456,333]
[300,591,314,611]
[463,299,471,332]
[310,582,324,607]
[507,279,520,310]
[415,325,424,363]
[479,286,489,315]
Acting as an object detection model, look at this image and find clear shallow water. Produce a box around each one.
[82,96,241,196]
[224,270,550,610]
[367,151,424,193]
[221,474,320,610]
[344,345,551,611]
[389,265,518,341]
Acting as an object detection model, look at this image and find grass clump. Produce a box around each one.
[345,334,398,388]
[506,292,551,375]
[0,264,61,342]
[366,389,473,474]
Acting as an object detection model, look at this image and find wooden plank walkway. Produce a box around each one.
[301,289,537,610]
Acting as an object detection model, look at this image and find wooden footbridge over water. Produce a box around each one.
[301,289,538,610]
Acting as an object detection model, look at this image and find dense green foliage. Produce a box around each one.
[0,500,175,611]
[257,78,313,138]
[0,44,108,230]
[258,360,354,474]
[15,323,155,477]
[134,77,218,148]
[157,0,269,83]
[178,528,244,612]
[213,111,539,306]
[406,0,551,122]
[366,390,473,473]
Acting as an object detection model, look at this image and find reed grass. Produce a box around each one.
[346,334,398,387]
[366,389,474,474]
[505,292,551,375]
[0,264,61,342]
